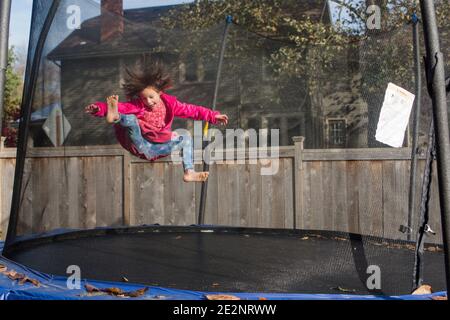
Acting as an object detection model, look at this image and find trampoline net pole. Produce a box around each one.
[407,14,421,244]
[420,0,450,296]
[412,116,435,290]
[198,16,232,225]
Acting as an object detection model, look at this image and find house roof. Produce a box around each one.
[47,5,178,61]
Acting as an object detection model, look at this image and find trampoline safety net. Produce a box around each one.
[2,0,449,296]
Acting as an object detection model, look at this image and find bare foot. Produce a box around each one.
[106,95,120,124]
[183,170,209,182]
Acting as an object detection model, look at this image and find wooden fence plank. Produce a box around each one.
[217,161,232,226]
[308,161,325,230]
[122,153,132,226]
[238,163,250,226]
[321,161,333,231]
[346,161,360,234]
[172,163,196,225]
[65,158,81,229]
[81,157,97,229]
[163,163,175,225]
[260,160,274,228]
[283,159,295,229]
[428,161,443,244]
[302,161,313,230]
[47,158,61,232]
[271,159,286,228]
[1,159,15,239]
[248,161,261,227]
[16,159,33,236]
[358,161,383,237]
[382,161,410,240]
[331,161,349,233]
[201,163,219,225]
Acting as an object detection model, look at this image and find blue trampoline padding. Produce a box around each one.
[0,242,446,300]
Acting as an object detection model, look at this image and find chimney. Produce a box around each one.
[101,0,124,42]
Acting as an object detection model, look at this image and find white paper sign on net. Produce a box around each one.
[375,83,416,148]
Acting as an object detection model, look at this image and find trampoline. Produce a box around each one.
[2,226,447,296]
[1,0,450,300]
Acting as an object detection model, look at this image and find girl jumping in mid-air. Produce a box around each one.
[85,62,229,182]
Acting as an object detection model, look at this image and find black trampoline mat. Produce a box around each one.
[4,228,446,295]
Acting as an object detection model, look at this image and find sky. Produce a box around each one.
[9,0,192,53]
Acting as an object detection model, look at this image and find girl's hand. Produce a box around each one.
[85,104,100,115]
[215,114,229,126]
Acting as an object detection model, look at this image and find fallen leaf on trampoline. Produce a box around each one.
[259,297,268,300]
[3,269,41,287]
[104,287,124,295]
[300,237,309,240]
[18,276,29,285]
[126,287,149,297]
[29,278,41,287]
[212,283,220,287]
[84,283,149,298]
[175,236,182,240]
[431,295,447,300]
[412,285,432,295]
[7,270,23,280]
[122,277,129,282]
[205,294,241,300]
[333,286,356,293]
[85,284,101,293]
[332,237,348,242]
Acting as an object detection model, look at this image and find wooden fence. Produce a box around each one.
[0,137,443,244]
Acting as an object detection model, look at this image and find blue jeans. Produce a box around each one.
[118,114,194,171]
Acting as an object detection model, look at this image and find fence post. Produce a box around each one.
[292,136,305,229]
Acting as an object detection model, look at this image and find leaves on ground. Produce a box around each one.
[205,294,241,300]
[412,285,433,295]
[0,265,40,287]
[431,295,447,300]
[84,284,149,298]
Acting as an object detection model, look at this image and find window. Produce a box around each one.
[179,54,215,83]
[327,118,347,148]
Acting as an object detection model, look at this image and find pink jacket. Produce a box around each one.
[92,92,220,160]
